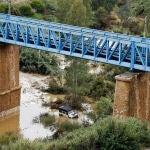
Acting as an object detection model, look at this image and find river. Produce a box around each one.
[0,72,58,140]
[0,72,91,140]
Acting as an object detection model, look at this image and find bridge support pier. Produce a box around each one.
[0,44,21,117]
[113,72,150,123]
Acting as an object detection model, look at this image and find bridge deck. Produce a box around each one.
[0,14,150,71]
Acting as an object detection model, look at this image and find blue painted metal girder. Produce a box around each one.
[0,13,150,71]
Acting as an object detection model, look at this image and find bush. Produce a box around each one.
[20,47,59,75]
[94,97,113,118]
[47,79,65,94]
[102,64,127,82]
[87,97,113,122]
[0,3,8,13]
[138,122,150,147]
[0,118,149,149]
[39,113,55,127]
[65,94,85,110]
[48,117,150,150]
[49,98,65,109]
[56,121,81,134]
[19,5,34,16]
[96,118,141,149]
[86,111,97,122]
[88,76,114,100]
[31,0,45,13]
[1,140,48,150]
[0,132,18,146]
[32,13,43,19]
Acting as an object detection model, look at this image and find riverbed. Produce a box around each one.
[0,72,90,140]
[0,72,58,140]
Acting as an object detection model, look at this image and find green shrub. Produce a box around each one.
[32,13,43,19]
[47,79,65,94]
[48,98,65,109]
[94,97,113,118]
[48,117,150,150]
[39,113,55,127]
[87,97,113,122]
[48,122,99,150]
[4,139,49,150]
[0,3,8,13]
[64,94,85,110]
[102,64,127,82]
[0,118,149,149]
[19,47,59,75]
[31,0,45,13]
[19,5,34,16]
[86,111,97,122]
[96,118,141,150]
[56,121,81,134]
[0,132,18,145]
[88,76,114,100]
[133,121,150,147]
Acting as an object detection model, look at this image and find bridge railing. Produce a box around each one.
[0,14,150,71]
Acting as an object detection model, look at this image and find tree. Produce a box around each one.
[56,0,72,23]
[101,0,118,12]
[131,0,150,17]
[92,0,118,12]
[0,3,8,13]
[102,64,127,82]
[117,0,131,20]
[91,0,101,10]
[64,58,90,108]
[94,97,113,118]
[94,6,109,29]
[31,0,45,13]
[66,0,87,26]
[87,97,113,122]
[19,47,59,75]
[88,76,113,100]
[130,0,150,36]
[65,58,89,96]
[19,5,34,17]
[56,0,92,27]
[42,0,56,13]
[48,69,65,94]
[83,0,93,26]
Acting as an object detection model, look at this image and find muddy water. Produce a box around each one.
[0,112,19,136]
[0,72,91,140]
[0,72,57,140]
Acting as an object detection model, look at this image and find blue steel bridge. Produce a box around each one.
[0,13,150,72]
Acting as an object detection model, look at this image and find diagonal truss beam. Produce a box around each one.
[0,14,149,71]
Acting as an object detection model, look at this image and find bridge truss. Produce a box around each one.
[0,14,150,71]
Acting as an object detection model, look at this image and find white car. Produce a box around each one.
[59,106,78,118]
[68,110,78,118]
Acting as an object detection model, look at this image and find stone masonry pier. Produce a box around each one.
[0,44,21,117]
[113,72,150,124]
